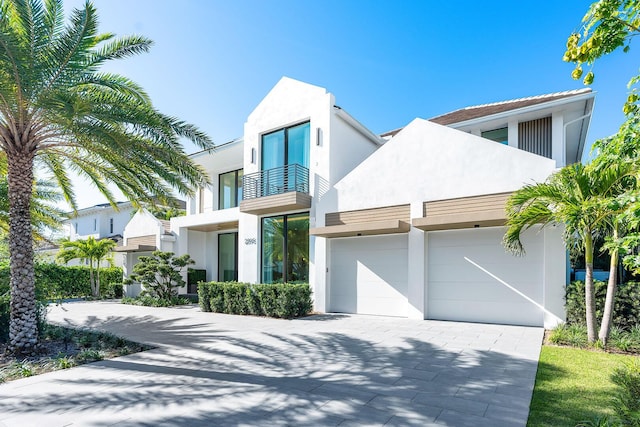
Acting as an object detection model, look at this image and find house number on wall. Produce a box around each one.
[244,238,257,245]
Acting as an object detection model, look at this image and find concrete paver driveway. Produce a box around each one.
[0,302,543,426]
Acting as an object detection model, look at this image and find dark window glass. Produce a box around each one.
[261,213,309,283]
[481,127,508,145]
[218,232,238,282]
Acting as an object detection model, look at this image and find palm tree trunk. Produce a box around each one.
[7,152,38,356]
[599,226,619,345]
[584,234,598,343]
[96,264,101,298]
[89,263,97,298]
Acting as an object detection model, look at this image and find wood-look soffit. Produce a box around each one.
[310,220,410,238]
[240,192,311,215]
[187,221,239,232]
[413,192,511,231]
[311,204,411,238]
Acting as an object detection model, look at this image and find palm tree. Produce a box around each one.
[57,236,115,297]
[589,131,640,345]
[0,1,213,355]
[0,176,65,241]
[503,163,622,343]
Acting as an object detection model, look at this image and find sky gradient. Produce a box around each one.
[62,0,636,208]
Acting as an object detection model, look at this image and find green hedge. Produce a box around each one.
[0,264,123,343]
[0,264,123,300]
[566,280,640,330]
[198,282,312,319]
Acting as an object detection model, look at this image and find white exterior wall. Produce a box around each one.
[239,77,333,284]
[314,119,564,327]
[323,119,556,212]
[67,204,134,240]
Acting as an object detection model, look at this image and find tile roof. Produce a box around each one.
[380,88,593,138]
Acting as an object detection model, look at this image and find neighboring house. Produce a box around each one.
[116,209,174,296]
[60,201,136,267]
[120,77,595,328]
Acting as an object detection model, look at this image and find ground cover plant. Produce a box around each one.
[0,323,151,383]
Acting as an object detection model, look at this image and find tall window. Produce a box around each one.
[109,218,114,234]
[93,218,97,231]
[218,232,238,282]
[261,213,309,283]
[261,122,310,171]
[219,169,243,209]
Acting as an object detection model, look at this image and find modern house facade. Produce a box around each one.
[120,77,595,328]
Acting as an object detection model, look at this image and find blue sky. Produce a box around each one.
[63,0,636,208]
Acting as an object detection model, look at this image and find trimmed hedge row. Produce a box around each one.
[0,264,124,300]
[566,280,640,330]
[198,282,312,319]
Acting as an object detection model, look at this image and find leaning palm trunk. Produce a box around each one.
[584,234,598,343]
[599,227,619,345]
[7,153,38,355]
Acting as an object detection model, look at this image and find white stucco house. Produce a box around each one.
[118,77,594,328]
[45,201,138,267]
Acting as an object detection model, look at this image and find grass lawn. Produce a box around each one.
[528,346,639,427]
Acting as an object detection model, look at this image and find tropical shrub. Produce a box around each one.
[611,360,640,426]
[566,280,640,330]
[124,251,194,300]
[198,282,312,319]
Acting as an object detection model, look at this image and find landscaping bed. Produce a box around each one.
[0,323,152,383]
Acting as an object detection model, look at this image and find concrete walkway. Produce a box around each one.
[0,302,543,426]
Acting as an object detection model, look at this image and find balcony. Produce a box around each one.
[240,164,311,215]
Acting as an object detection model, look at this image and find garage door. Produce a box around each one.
[427,227,544,326]
[329,235,408,317]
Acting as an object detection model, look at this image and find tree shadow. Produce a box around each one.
[0,307,543,426]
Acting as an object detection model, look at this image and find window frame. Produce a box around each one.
[218,168,243,210]
[260,121,310,171]
[260,212,309,284]
[481,127,509,145]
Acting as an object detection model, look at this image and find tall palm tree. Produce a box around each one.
[0,0,213,355]
[57,236,115,297]
[503,163,622,343]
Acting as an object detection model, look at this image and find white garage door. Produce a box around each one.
[427,227,544,327]
[329,235,408,317]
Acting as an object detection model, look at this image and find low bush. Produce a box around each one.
[121,295,192,307]
[198,282,312,319]
[566,280,640,330]
[198,284,211,312]
[549,323,640,353]
[223,282,249,315]
[548,323,590,348]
